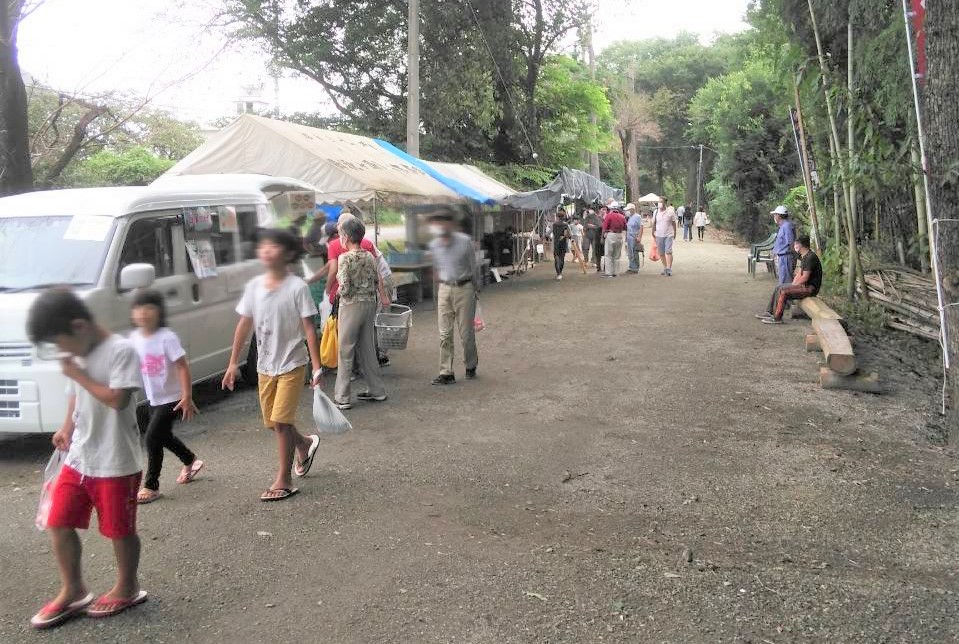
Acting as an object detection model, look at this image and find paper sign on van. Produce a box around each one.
[184,207,214,232]
[63,215,112,241]
[219,206,238,233]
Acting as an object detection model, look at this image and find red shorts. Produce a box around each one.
[46,466,141,539]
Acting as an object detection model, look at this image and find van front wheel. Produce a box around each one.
[241,337,258,386]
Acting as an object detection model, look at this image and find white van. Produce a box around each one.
[0,174,317,434]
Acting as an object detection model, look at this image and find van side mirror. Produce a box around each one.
[119,263,156,291]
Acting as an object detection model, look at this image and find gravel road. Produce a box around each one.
[1,231,955,643]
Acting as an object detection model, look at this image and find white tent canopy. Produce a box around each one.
[636,192,661,203]
[160,115,461,204]
[425,162,517,202]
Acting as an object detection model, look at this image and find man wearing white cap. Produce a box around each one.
[624,203,644,274]
[771,205,797,285]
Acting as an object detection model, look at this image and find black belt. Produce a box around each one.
[441,279,472,287]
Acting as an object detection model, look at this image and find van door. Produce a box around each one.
[111,213,193,351]
[181,204,262,380]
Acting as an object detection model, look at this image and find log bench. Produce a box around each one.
[799,297,856,376]
[798,297,879,392]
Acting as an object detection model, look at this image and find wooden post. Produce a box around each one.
[406,0,420,158]
[813,318,857,375]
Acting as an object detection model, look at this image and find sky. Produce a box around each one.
[17,0,750,127]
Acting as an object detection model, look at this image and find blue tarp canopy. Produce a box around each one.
[374,139,497,205]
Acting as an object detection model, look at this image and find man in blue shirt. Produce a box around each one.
[624,203,644,274]
[771,205,796,285]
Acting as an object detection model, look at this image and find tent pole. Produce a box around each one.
[373,196,379,247]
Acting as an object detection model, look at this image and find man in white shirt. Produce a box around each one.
[652,200,678,276]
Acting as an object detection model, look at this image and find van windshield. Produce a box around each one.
[0,216,114,292]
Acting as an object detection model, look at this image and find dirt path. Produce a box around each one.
[1,232,956,643]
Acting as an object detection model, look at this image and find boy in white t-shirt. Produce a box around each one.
[26,289,147,628]
[223,228,323,502]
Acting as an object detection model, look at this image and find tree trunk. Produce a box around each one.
[620,129,638,203]
[0,1,33,195]
[923,0,959,438]
[481,0,522,163]
[39,104,107,186]
[585,17,600,179]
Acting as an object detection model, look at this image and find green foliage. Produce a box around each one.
[688,46,798,241]
[69,147,174,187]
[473,161,555,191]
[818,242,846,295]
[225,0,594,164]
[27,81,200,187]
[597,33,736,197]
[373,208,404,226]
[535,55,614,168]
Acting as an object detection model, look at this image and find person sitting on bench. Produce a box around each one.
[756,234,822,325]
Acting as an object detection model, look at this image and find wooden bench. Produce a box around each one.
[747,232,777,278]
[798,297,879,392]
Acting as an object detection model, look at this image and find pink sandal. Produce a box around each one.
[86,590,148,618]
[30,592,94,629]
[137,488,162,504]
[176,460,204,484]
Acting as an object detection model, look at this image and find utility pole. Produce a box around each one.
[272,72,280,119]
[695,144,704,212]
[404,0,421,249]
[587,17,600,179]
[406,0,420,158]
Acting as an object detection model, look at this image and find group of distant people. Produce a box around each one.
[547,198,710,280]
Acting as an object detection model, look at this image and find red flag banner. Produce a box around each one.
[911,0,927,80]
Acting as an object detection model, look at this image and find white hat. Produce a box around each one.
[625,203,636,212]
[609,201,620,209]
[770,205,789,216]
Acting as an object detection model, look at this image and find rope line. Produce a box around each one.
[463,0,537,158]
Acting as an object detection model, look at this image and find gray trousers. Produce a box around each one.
[604,232,623,276]
[335,300,386,403]
[438,283,478,376]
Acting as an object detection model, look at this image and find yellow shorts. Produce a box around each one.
[257,366,307,429]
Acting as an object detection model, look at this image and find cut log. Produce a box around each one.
[812,318,857,375]
[819,368,881,394]
[804,334,821,352]
[799,297,843,321]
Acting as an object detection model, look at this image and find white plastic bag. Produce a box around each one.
[473,303,486,332]
[318,294,333,331]
[313,387,352,434]
[36,449,66,531]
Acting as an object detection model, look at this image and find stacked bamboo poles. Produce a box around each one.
[860,267,940,340]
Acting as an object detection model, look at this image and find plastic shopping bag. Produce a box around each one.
[473,303,486,332]
[649,242,660,262]
[313,387,352,434]
[318,295,333,332]
[320,315,338,368]
[36,449,66,530]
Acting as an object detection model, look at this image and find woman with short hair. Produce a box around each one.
[333,217,391,410]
